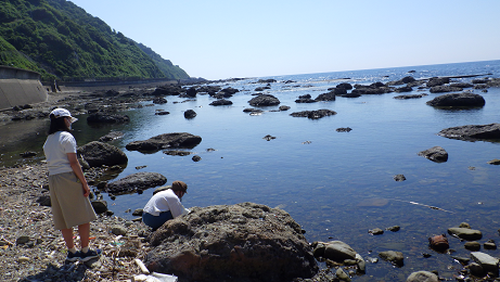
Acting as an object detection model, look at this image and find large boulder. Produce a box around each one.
[248,94,280,107]
[426,93,485,108]
[145,202,318,282]
[77,141,128,167]
[105,172,167,195]
[438,123,500,141]
[126,132,202,152]
[418,146,448,163]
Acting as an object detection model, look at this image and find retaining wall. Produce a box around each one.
[0,66,47,111]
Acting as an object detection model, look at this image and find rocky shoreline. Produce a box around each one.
[1,77,500,281]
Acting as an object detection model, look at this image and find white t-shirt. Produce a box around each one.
[143,189,186,217]
[43,131,77,176]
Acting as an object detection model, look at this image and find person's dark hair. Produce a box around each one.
[48,114,72,134]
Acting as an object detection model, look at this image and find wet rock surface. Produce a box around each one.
[125,132,202,152]
[426,92,485,107]
[438,123,500,141]
[418,146,448,163]
[145,202,318,282]
[77,141,128,167]
[290,109,337,119]
[105,172,168,195]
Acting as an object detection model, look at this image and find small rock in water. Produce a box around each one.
[484,240,497,250]
[393,174,406,182]
[386,225,400,232]
[378,251,404,267]
[464,241,481,251]
[487,159,500,165]
[369,228,384,235]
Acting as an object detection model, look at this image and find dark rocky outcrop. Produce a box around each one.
[290,109,337,119]
[77,141,128,167]
[335,83,353,90]
[151,85,183,96]
[426,93,485,108]
[315,92,337,101]
[395,86,413,93]
[105,172,167,195]
[418,146,448,163]
[429,86,463,93]
[145,202,317,282]
[184,109,197,119]
[438,123,500,141]
[351,83,393,95]
[393,94,424,99]
[126,132,202,152]
[248,94,280,107]
[152,97,168,104]
[295,96,317,103]
[86,113,130,124]
[387,76,416,86]
[209,99,233,106]
[426,77,450,87]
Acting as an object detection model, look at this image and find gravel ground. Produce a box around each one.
[0,162,157,282]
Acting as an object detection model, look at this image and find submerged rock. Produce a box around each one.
[145,202,317,282]
[379,251,404,267]
[126,132,202,152]
[406,271,439,282]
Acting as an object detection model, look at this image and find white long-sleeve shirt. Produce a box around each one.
[143,189,186,217]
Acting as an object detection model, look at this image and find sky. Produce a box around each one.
[69,0,500,80]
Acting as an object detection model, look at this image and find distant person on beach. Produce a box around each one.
[43,108,100,262]
[142,180,189,231]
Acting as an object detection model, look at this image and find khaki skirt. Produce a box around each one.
[49,172,97,230]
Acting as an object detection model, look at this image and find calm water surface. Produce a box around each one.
[2,60,500,280]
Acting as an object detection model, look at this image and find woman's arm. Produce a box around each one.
[67,153,90,197]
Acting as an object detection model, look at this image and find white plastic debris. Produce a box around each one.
[133,272,178,282]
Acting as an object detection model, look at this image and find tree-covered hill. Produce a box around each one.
[0,0,190,81]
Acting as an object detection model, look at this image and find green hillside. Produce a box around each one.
[0,0,190,81]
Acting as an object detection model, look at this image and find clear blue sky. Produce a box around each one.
[69,0,500,80]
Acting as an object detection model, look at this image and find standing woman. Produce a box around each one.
[43,108,100,262]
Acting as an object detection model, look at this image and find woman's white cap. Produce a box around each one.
[50,108,78,123]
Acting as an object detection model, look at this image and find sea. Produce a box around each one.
[1,60,500,280]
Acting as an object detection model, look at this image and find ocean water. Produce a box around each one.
[3,60,500,280]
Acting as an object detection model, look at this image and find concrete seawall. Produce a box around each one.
[0,66,48,111]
